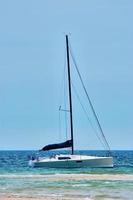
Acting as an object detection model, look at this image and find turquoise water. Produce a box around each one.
[0,150,133,199]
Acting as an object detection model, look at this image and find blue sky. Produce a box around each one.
[0,0,132,150]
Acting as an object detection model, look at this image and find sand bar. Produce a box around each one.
[0,195,93,200]
[0,174,133,181]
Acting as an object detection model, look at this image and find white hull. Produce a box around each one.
[29,154,113,168]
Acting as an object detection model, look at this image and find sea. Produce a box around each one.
[0,150,133,200]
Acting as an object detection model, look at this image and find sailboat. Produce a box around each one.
[29,35,113,168]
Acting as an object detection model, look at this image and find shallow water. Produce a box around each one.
[0,150,133,199]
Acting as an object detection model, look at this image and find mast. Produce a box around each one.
[66,35,74,155]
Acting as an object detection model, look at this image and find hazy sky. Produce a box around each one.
[0,0,132,150]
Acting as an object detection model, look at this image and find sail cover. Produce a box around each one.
[41,140,72,151]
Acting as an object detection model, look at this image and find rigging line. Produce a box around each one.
[63,54,68,140]
[59,44,68,109]
[69,44,111,152]
[59,107,62,141]
[71,51,111,152]
[64,91,68,141]
[71,82,107,150]
[59,45,69,141]
[60,109,70,112]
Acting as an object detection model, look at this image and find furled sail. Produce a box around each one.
[40,139,72,151]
